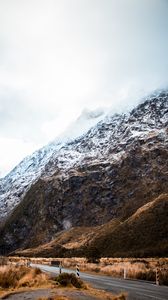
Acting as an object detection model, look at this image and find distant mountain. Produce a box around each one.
[0,90,168,256]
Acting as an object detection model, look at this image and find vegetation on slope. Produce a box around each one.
[91,193,168,257]
[11,194,168,258]
[0,145,167,256]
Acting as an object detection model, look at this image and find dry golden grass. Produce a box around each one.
[0,264,127,300]
[49,257,167,285]
[0,263,127,300]
[0,265,53,298]
[77,258,168,285]
[11,220,120,257]
[5,256,168,285]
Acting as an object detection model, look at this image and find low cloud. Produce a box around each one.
[0,137,39,177]
[0,0,168,176]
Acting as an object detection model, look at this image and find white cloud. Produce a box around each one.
[0,137,40,177]
[0,0,168,176]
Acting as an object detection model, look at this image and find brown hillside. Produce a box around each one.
[13,195,168,257]
[91,193,168,257]
[1,145,167,255]
[13,219,120,258]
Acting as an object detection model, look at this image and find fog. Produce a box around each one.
[0,0,168,176]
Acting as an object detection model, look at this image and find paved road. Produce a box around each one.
[31,263,168,300]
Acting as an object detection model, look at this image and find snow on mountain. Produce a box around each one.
[0,108,106,220]
[0,90,167,221]
[42,90,168,178]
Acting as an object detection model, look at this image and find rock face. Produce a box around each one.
[0,90,168,254]
[0,140,63,220]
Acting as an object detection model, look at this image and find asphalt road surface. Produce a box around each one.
[31,263,168,300]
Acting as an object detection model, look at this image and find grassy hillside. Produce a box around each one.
[12,194,168,257]
[91,193,168,257]
[12,219,120,257]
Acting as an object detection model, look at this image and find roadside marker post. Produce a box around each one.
[59,262,62,274]
[26,259,30,267]
[76,265,80,277]
[156,268,160,285]
[124,267,127,279]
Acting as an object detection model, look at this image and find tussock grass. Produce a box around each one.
[82,259,168,285]
[0,265,49,290]
[0,263,127,300]
[49,257,168,285]
[6,256,168,285]
[54,273,85,288]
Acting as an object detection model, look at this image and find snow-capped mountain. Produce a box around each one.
[0,108,106,220]
[0,90,167,222]
[0,90,168,254]
[38,89,167,187]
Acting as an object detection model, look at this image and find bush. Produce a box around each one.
[0,266,28,288]
[54,273,84,288]
[0,268,17,288]
[33,267,42,275]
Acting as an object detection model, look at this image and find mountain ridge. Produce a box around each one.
[0,90,168,256]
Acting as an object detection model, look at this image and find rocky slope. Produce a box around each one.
[13,194,168,258]
[0,109,105,221]
[0,140,63,221]
[0,90,168,255]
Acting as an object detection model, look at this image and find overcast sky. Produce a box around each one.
[0,0,168,177]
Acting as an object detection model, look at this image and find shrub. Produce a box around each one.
[0,266,29,288]
[0,268,17,288]
[54,273,84,288]
[33,267,42,275]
